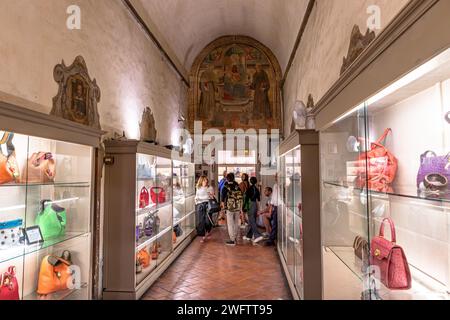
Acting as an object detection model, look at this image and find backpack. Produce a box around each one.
[225,182,243,211]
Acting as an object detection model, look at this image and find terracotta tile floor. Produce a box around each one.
[142,225,292,300]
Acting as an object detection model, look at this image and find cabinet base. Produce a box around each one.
[277,245,300,300]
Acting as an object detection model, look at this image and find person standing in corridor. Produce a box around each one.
[243,177,264,244]
[195,175,215,243]
[221,172,243,246]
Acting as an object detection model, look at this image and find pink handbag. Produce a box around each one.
[370,218,411,290]
[0,266,19,300]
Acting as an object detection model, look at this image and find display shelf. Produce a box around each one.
[323,181,450,205]
[0,182,90,188]
[0,232,89,265]
[23,283,89,301]
[136,226,172,251]
[326,246,450,300]
[136,259,158,285]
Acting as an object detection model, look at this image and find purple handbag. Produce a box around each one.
[416,151,450,188]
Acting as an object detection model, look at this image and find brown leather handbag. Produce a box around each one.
[37,251,74,295]
[0,132,20,184]
[353,235,369,260]
[22,152,56,184]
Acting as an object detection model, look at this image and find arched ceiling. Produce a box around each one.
[128,0,309,75]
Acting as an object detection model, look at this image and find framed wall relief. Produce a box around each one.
[51,56,102,129]
[340,25,376,75]
[189,36,282,133]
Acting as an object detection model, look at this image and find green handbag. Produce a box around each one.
[35,200,67,240]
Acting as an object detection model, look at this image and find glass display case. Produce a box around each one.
[0,103,101,301]
[103,141,196,299]
[320,47,450,300]
[278,130,321,300]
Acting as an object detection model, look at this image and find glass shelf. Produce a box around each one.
[136,226,172,251]
[326,246,450,300]
[0,182,90,188]
[0,232,90,265]
[23,283,89,300]
[323,181,450,205]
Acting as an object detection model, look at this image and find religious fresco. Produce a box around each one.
[189,36,281,132]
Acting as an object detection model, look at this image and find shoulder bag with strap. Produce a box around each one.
[0,132,20,184]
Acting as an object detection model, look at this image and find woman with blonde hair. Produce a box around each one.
[195,175,214,242]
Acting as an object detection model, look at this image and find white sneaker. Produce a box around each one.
[243,236,252,241]
[252,236,264,244]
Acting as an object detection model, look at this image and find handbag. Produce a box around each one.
[355,129,398,193]
[136,249,151,269]
[207,197,221,214]
[172,231,177,243]
[0,219,23,250]
[150,187,166,204]
[139,187,150,209]
[0,132,20,184]
[137,163,153,180]
[174,224,183,237]
[37,250,74,295]
[416,151,450,188]
[0,266,19,300]
[22,152,56,183]
[151,243,159,259]
[143,213,155,237]
[353,235,369,260]
[370,218,411,290]
[35,200,66,240]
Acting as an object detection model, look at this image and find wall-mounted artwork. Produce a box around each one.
[51,56,101,129]
[189,36,282,132]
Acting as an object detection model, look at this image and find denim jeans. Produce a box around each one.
[269,206,278,242]
[245,201,261,239]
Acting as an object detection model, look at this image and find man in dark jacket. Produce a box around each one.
[220,172,243,246]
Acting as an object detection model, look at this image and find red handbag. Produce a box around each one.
[0,266,19,300]
[151,187,166,204]
[370,218,411,290]
[139,187,149,209]
[356,128,398,193]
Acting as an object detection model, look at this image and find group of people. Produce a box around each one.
[194,170,278,247]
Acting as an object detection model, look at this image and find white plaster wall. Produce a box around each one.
[283,0,410,137]
[0,0,186,145]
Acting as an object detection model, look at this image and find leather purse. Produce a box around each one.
[416,151,450,188]
[151,187,166,204]
[0,219,23,250]
[139,187,150,209]
[353,235,369,260]
[136,249,151,269]
[356,129,398,193]
[37,251,74,295]
[0,132,20,184]
[370,218,411,290]
[0,266,19,300]
[22,152,56,183]
[35,200,66,240]
[143,214,154,237]
[207,197,221,214]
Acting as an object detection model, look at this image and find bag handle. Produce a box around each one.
[420,150,437,163]
[140,187,149,195]
[0,132,15,158]
[375,128,392,145]
[445,111,450,124]
[7,266,16,276]
[379,217,396,243]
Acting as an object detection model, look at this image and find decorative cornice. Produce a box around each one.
[281,0,316,88]
[312,0,439,116]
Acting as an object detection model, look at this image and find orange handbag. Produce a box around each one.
[355,128,398,193]
[136,249,151,268]
[22,152,56,184]
[0,132,20,184]
[37,251,74,295]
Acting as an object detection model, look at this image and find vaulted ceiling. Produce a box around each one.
[127,0,309,77]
